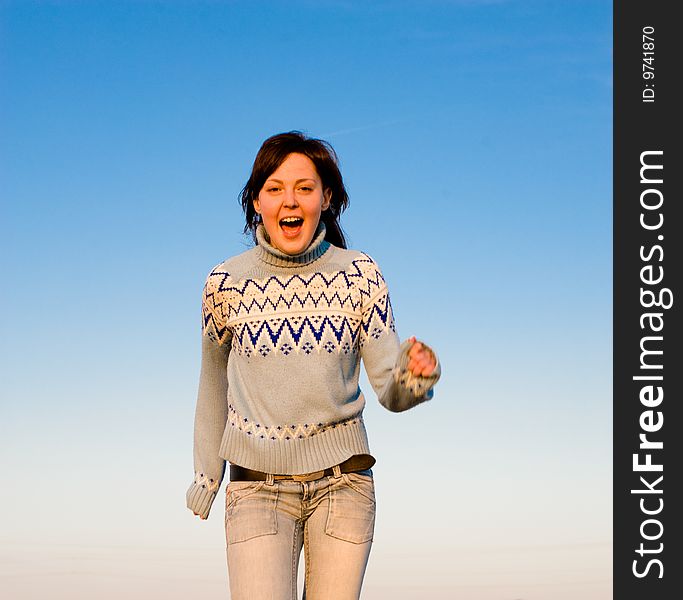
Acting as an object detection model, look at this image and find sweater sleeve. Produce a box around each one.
[357,255,441,412]
[186,267,233,520]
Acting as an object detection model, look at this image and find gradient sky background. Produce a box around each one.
[1,1,612,598]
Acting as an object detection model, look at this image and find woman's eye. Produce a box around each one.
[299,186,312,192]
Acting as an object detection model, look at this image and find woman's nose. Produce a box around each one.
[283,188,299,206]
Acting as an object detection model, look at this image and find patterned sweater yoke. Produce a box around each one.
[186,220,441,519]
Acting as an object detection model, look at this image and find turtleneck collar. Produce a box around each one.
[255,220,331,268]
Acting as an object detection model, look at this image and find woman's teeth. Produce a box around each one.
[280,217,303,227]
[279,217,304,237]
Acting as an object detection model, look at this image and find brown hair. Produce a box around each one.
[239,131,350,248]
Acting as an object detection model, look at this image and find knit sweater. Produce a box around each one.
[186,220,441,519]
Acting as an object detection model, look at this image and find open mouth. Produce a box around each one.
[279,217,304,237]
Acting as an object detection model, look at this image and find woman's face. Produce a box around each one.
[254,152,331,255]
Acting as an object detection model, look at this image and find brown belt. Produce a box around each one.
[230,454,376,482]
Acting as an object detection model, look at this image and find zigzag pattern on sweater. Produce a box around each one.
[227,403,362,441]
[229,293,394,356]
[207,253,382,293]
[231,290,360,317]
[201,253,394,353]
[232,314,361,357]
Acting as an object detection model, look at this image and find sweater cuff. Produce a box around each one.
[393,339,441,398]
[186,473,221,520]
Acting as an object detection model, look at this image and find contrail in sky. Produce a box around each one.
[319,119,407,138]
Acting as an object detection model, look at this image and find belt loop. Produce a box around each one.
[332,464,342,479]
[266,472,275,486]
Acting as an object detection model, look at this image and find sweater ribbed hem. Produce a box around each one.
[218,414,371,474]
[186,483,218,520]
[255,220,330,268]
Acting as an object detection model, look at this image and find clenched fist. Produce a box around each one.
[406,336,437,377]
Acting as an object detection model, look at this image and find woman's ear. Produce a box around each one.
[252,197,261,214]
[322,188,332,211]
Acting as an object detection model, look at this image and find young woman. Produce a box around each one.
[186,131,441,600]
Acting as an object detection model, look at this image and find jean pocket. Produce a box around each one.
[225,481,278,544]
[325,473,376,544]
[342,471,376,502]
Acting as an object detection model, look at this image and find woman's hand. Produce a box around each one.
[193,511,207,520]
[406,336,437,377]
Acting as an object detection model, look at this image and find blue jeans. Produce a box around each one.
[225,466,376,600]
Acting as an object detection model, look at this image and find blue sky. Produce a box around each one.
[1,1,612,598]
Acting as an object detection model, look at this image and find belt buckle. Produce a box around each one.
[291,470,324,482]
